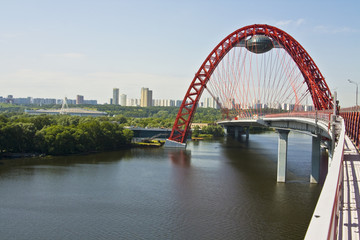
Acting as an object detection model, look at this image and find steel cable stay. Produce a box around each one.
[205,46,309,119]
[167,24,332,144]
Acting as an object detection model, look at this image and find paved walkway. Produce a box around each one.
[338,136,360,240]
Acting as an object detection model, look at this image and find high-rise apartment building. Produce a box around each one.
[153,99,176,107]
[120,94,127,106]
[127,98,140,106]
[203,97,220,109]
[113,88,119,105]
[140,87,152,107]
[76,95,84,104]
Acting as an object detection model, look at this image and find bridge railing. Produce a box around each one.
[341,109,360,149]
[231,111,333,123]
[263,111,332,123]
[305,118,345,240]
[341,106,360,112]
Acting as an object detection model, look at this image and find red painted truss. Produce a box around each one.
[168,24,333,144]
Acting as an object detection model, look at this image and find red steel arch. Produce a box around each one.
[168,24,333,144]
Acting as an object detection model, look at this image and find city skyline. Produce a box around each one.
[0,1,359,106]
[1,92,315,112]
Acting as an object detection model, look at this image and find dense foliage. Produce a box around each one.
[0,104,224,155]
[0,103,223,128]
[0,114,133,155]
[88,105,223,124]
[0,103,222,120]
[192,125,224,138]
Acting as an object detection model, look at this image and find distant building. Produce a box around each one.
[84,100,97,105]
[288,104,295,111]
[268,102,281,109]
[33,98,57,105]
[76,95,84,104]
[113,88,119,105]
[176,100,182,107]
[25,108,107,117]
[120,94,127,106]
[305,105,313,111]
[202,97,220,109]
[281,103,288,111]
[127,98,140,106]
[153,99,175,107]
[7,95,14,104]
[66,99,76,105]
[140,87,152,107]
[13,97,32,105]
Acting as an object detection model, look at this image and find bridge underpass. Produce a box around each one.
[218,113,336,184]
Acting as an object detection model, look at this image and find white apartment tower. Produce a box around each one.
[113,88,119,105]
[140,87,152,107]
[120,94,127,106]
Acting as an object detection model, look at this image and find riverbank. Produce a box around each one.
[0,140,167,161]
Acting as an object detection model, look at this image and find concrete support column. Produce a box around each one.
[224,127,228,136]
[234,127,239,139]
[277,129,290,183]
[326,140,333,170]
[310,135,321,183]
[245,127,249,141]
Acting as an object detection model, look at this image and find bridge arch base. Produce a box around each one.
[164,139,187,148]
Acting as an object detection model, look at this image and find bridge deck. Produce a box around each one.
[339,136,360,240]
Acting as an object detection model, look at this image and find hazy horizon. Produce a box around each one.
[1,0,359,106]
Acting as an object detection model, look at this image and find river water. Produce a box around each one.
[0,132,323,240]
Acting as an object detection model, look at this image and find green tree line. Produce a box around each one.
[0,104,224,156]
[0,103,222,122]
[192,125,225,138]
[0,114,133,155]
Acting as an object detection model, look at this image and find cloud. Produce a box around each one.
[275,20,292,27]
[295,19,305,26]
[314,25,359,34]
[1,33,21,38]
[45,53,86,58]
[274,18,305,27]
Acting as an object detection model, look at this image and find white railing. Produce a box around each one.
[264,110,333,124]
[304,118,345,240]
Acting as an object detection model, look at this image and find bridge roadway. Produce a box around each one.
[218,115,331,139]
[338,136,360,240]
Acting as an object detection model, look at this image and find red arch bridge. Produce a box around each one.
[164,24,360,239]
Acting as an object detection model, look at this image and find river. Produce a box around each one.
[0,132,323,240]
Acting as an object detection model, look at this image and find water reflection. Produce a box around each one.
[168,149,191,167]
[0,133,323,240]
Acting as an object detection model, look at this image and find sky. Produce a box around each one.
[0,0,359,106]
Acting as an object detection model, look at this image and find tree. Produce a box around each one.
[193,125,200,137]
[0,122,36,152]
[201,125,224,137]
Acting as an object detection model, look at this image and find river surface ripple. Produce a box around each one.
[0,132,323,240]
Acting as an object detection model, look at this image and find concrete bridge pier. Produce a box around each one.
[245,127,249,141]
[223,126,248,141]
[277,129,289,183]
[310,135,321,183]
[234,127,240,139]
